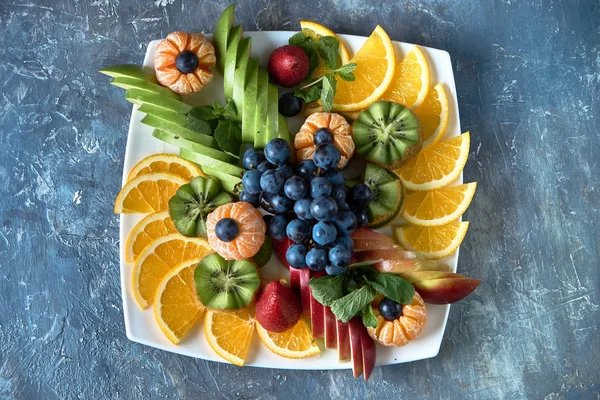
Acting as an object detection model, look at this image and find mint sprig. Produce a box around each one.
[330,285,376,323]
[186,100,241,157]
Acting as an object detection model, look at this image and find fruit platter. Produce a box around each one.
[103,5,479,379]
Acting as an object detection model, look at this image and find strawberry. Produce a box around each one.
[255,281,302,332]
[268,45,310,88]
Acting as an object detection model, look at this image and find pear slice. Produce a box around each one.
[223,25,242,100]
[126,90,191,114]
[137,104,187,126]
[142,115,216,148]
[212,4,236,73]
[265,83,279,143]
[232,37,251,122]
[99,64,158,83]
[254,69,269,149]
[110,77,181,100]
[242,58,259,143]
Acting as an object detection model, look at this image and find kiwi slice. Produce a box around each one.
[253,236,272,268]
[349,163,403,229]
[353,101,423,170]
[168,176,232,237]
[194,253,260,309]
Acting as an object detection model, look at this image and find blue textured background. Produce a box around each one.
[0,0,598,399]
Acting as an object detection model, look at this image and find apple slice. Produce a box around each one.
[272,237,293,267]
[348,318,364,378]
[359,322,376,381]
[336,319,351,362]
[324,306,337,349]
[356,249,423,261]
[393,271,481,304]
[373,259,452,273]
[299,268,312,318]
[309,271,325,339]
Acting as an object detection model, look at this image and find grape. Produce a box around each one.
[215,218,239,242]
[323,168,345,185]
[350,184,373,208]
[329,244,352,267]
[271,194,293,214]
[310,177,332,198]
[268,215,287,239]
[242,170,262,195]
[334,236,354,252]
[313,144,341,170]
[240,190,260,207]
[242,149,265,170]
[312,221,337,246]
[310,196,338,222]
[325,265,347,276]
[277,164,294,180]
[305,248,328,271]
[314,128,333,146]
[284,176,308,201]
[379,298,403,320]
[333,211,358,236]
[331,185,348,204]
[286,219,311,243]
[257,160,275,172]
[286,243,308,269]
[260,169,285,194]
[264,138,291,166]
[260,191,276,214]
[293,198,313,220]
[354,208,369,228]
[296,160,318,181]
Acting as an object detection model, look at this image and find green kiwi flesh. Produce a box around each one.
[363,163,404,228]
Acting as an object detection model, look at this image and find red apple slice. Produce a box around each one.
[373,259,452,273]
[309,271,325,339]
[336,319,351,362]
[289,266,301,295]
[324,306,337,349]
[299,268,312,318]
[359,322,376,381]
[412,277,481,304]
[348,317,364,378]
[351,228,397,243]
[272,237,293,267]
[356,249,422,261]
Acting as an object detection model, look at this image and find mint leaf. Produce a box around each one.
[189,105,220,120]
[318,36,341,70]
[289,32,307,45]
[365,273,415,305]
[186,114,213,135]
[361,303,378,328]
[294,82,322,104]
[308,275,347,307]
[335,63,357,75]
[330,285,376,322]
[222,100,237,118]
[214,119,242,159]
[290,35,319,78]
[320,74,336,112]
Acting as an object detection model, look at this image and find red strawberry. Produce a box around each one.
[268,45,309,88]
[255,281,302,332]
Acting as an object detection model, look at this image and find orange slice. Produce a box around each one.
[154,258,205,344]
[127,153,204,182]
[132,234,211,308]
[398,132,470,191]
[125,211,178,263]
[402,183,477,226]
[331,25,396,112]
[380,45,430,108]
[114,172,187,213]
[256,319,320,359]
[204,308,255,366]
[394,221,469,259]
[414,83,449,147]
[299,20,351,79]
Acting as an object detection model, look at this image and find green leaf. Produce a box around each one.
[320,74,336,112]
[361,303,378,328]
[186,114,213,135]
[364,273,415,305]
[294,81,323,104]
[214,119,242,159]
[335,63,357,75]
[308,275,347,307]
[222,100,238,118]
[290,35,319,78]
[189,105,220,120]
[289,32,307,45]
[330,285,376,323]
[318,36,341,70]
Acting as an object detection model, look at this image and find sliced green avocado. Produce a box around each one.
[110,77,181,100]
[99,64,158,83]
[254,69,269,149]
[265,83,279,143]
[138,104,187,126]
[126,90,192,114]
[142,115,216,148]
[213,4,236,73]
[232,37,252,122]
[242,58,259,143]
[223,25,242,100]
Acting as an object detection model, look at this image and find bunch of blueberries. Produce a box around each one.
[240,129,374,276]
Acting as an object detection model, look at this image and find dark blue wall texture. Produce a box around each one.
[0,0,598,399]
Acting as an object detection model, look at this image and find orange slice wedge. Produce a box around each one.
[380,45,430,108]
[127,153,204,182]
[114,172,187,213]
[394,221,470,260]
[204,308,255,366]
[125,211,178,263]
[256,319,320,359]
[402,183,477,226]
[414,83,450,147]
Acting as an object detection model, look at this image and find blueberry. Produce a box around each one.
[314,128,334,146]
[278,92,303,117]
[325,265,347,276]
[268,215,287,239]
[277,164,294,180]
[306,247,328,271]
[310,196,338,222]
[175,50,199,74]
[312,221,337,246]
[240,190,260,207]
[313,144,341,170]
[260,191,276,214]
[260,169,285,194]
[296,160,318,181]
[264,138,291,166]
[323,168,345,185]
[337,200,351,211]
[242,149,265,170]
[350,184,374,208]
[286,219,311,243]
[283,176,307,200]
[271,194,293,214]
[310,177,332,198]
[293,198,313,220]
[379,298,403,321]
[331,185,348,204]
[354,208,369,228]
[286,243,308,269]
[215,218,239,242]
[257,160,275,172]
[334,236,354,252]
[242,170,262,195]
[333,211,358,236]
[329,244,352,267]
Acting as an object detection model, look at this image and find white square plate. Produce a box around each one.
[119,31,462,369]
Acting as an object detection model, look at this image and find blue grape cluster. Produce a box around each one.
[240,129,374,276]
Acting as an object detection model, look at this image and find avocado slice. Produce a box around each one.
[142,115,216,148]
[137,104,187,126]
[223,25,242,100]
[254,69,269,149]
[126,90,192,114]
[111,77,181,100]
[265,83,279,144]
[232,37,252,122]
[99,64,158,83]
[242,58,259,143]
[278,113,290,144]
[212,4,235,73]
